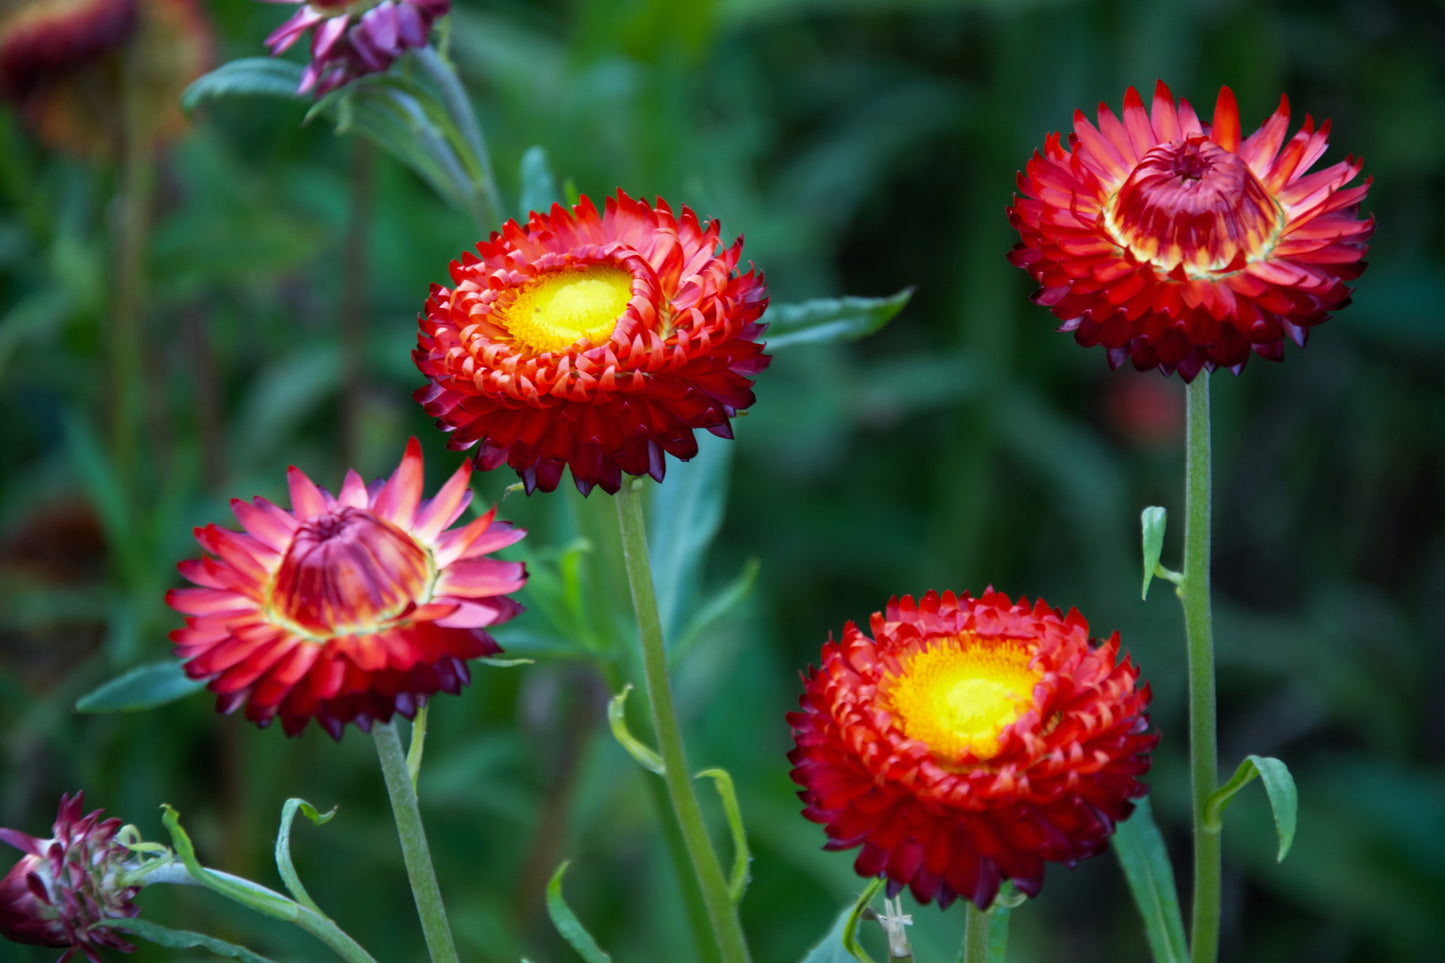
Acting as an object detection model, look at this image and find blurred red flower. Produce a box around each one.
[1009,81,1372,379]
[788,589,1155,909]
[168,439,526,739]
[414,191,770,495]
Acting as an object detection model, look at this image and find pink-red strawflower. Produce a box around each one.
[261,0,449,95]
[167,438,527,739]
[1009,81,1372,379]
[0,793,140,962]
[414,191,770,495]
[788,589,1156,909]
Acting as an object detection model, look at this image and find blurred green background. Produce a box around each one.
[2,0,1441,960]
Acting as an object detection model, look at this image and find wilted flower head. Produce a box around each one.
[167,438,527,739]
[1009,81,1372,379]
[0,0,212,156]
[0,793,140,962]
[261,0,449,96]
[788,589,1156,909]
[414,191,770,495]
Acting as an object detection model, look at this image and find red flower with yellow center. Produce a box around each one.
[1008,81,1372,380]
[788,589,1156,909]
[166,438,526,740]
[413,191,770,495]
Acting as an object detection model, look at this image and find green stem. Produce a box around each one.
[373,721,460,963]
[614,482,752,963]
[961,902,991,963]
[141,862,378,963]
[1182,374,1220,963]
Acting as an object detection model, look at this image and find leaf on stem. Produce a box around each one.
[275,799,337,917]
[607,685,665,774]
[1204,755,1298,861]
[545,862,615,963]
[160,805,298,922]
[518,146,561,217]
[181,58,306,111]
[695,768,751,903]
[801,877,885,963]
[93,918,280,962]
[765,289,913,351]
[1140,506,1168,600]
[75,660,204,713]
[1110,797,1188,963]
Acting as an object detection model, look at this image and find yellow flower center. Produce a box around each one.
[886,636,1041,762]
[499,267,633,354]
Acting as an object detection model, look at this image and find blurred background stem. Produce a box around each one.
[614,482,752,963]
[1182,374,1220,962]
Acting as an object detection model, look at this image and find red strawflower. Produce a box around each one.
[167,438,527,740]
[261,0,449,96]
[0,793,140,962]
[788,589,1156,909]
[414,191,770,495]
[1008,81,1372,380]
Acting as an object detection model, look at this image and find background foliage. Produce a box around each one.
[2,0,1441,960]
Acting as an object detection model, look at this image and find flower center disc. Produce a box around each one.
[270,507,432,637]
[886,636,1042,762]
[1104,137,1284,277]
[500,267,633,354]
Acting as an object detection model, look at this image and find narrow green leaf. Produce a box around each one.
[648,431,734,645]
[181,58,304,112]
[671,557,760,665]
[161,806,299,922]
[93,918,280,963]
[1111,797,1188,963]
[695,768,750,903]
[275,799,337,916]
[75,660,204,713]
[607,685,664,774]
[765,288,913,351]
[545,862,615,963]
[800,877,884,963]
[476,656,536,668]
[1140,506,1167,600]
[518,146,561,217]
[1204,755,1298,861]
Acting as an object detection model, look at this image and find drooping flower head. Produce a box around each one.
[0,793,140,961]
[788,589,1156,909]
[167,438,527,740]
[261,0,449,96]
[414,191,770,495]
[0,0,212,156]
[1008,81,1372,379]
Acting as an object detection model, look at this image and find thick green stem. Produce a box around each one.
[961,902,991,963]
[373,721,460,963]
[141,863,378,963]
[1182,375,1220,963]
[614,483,752,963]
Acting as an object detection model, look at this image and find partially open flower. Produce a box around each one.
[788,589,1156,909]
[261,0,450,96]
[0,793,139,962]
[1009,81,1372,379]
[414,191,770,495]
[167,438,527,739]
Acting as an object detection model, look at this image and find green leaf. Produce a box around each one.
[1111,797,1188,963]
[275,799,337,916]
[1204,755,1299,862]
[476,656,536,668]
[695,768,750,903]
[75,660,204,713]
[765,288,913,351]
[181,58,305,111]
[518,145,561,217]
[545,862,615,963]
[161,805,299,922]
[607,685,664,774]
[93,918,280,963]
[801,877,884,963]
[1141,506,1167,600]
[671,557,760,665]
[648,431,734,645]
